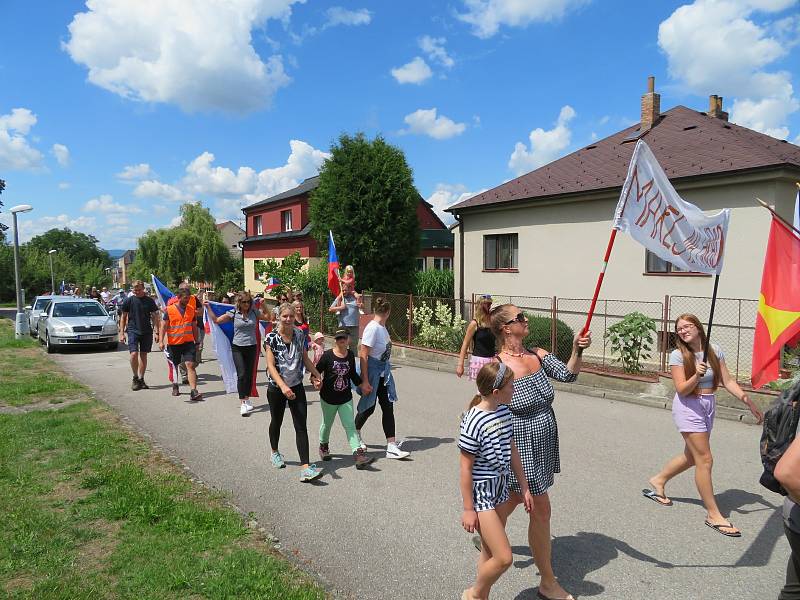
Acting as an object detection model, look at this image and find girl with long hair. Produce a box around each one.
[457,294,497,380]
[644,313,763,536]
[460,361,532,600]
[484,303,591,600]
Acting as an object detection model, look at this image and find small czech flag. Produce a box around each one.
[263,276,280,291]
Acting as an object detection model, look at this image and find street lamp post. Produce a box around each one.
[11,204,33,339]
[48,249,57,294]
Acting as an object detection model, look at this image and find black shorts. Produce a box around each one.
[127,331,153,353]
[168,342,196,366]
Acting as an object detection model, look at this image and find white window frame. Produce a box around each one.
[433,257,452,271]
[416,257,426,271]
[281,209,293,232]
[254,215,262,236]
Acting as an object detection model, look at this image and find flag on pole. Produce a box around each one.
[327,230,341,297]
[751,216,800,388]
[263,276,281,291]
[613,140,730,275]
[151,274,177,383]
[59,280,65,294]
[204,300,261,397]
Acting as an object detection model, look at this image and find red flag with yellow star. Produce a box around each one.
[752,216,800,388]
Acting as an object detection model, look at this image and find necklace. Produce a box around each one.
[502,349,524,357]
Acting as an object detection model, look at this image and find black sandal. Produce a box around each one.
[704,520,741,537]
[642,488,673,506]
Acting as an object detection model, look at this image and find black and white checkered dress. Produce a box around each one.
[507,353,577,496]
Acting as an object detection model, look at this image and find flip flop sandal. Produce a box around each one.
[705,520,741,537]
[642,488,673,506]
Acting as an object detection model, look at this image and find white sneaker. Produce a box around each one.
[240,403,249,416]
[245,401,254,413]
[386,442,410,459]
[356,431,367,450]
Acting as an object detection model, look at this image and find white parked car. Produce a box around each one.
[37,297,119,353]
[25,295,55,336]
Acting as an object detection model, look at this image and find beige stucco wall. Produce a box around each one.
[243,256,322,294]
[455,171,798,306]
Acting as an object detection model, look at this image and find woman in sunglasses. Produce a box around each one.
[204,291,271,416]
[456,294,497,380]
[486,304,591,600]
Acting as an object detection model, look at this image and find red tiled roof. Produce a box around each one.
[448,105,800,212]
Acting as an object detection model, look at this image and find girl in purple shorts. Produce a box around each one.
[644,313,763,537]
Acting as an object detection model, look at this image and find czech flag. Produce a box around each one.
[751,216,800,388]
[151,274,177,383]
[328,230,341,297]
[205,300,261,397]
[263,276,281,291]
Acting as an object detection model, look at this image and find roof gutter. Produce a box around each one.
[455,213,464,303]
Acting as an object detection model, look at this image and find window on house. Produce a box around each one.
[254,215,262,236]
[416,258,426,271]
[281,210,292,232]
[645,250,691,274]
[433,257,452,271]
[483,234,518,270]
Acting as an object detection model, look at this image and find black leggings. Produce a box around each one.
[266,384,309,465]
[231,344,257,400]
[354,377,395,438]
[781,525,800,600]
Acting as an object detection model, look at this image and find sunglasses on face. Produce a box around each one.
[505,312,527,325]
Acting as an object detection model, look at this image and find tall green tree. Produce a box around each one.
[28,228,111,267]
[133,203,229,287]
[309,133,421,293]
[254,252,308,299]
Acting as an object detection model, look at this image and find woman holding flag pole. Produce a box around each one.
[204,291,271,416]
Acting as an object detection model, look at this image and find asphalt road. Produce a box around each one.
[51,344,788,599]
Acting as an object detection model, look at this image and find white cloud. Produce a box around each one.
[105,214,130,226]
[169,215,183,227]
[133,180,195,203]
[63,0,301,113]
[658,0,799,139]
[153,204,169,215]
[458,0,589,38]
[183,152,258,196]
[401,108,467,139]
[419,36,454,68]
[0,108,44,171]
[1,214,98,243]
[58,182,71,190]
[325,7,371,27]
[83,194,143,214]
[508,105,576,176]
[426,183,488,225]
[117,163,155,180]
[391,57,433,84]
[52,143,70,167]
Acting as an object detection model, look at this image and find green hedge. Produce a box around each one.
[522,313,574,362]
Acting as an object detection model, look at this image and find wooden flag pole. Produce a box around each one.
[757,197,800,238]
[702,273,720,363]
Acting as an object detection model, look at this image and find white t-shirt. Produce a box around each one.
[362,320,392,361]
[100,291,110,302]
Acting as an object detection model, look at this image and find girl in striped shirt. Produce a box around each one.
[459,362,532,600]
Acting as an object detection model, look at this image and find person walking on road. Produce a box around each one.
[487,303,590,600]
[459,361,532,600]
[776,407,800,600]
[204,291,271,416]
[644,314,763,537]
[167,283,205,378]
[119,280,160,391]
[265,302,325,482]
[457,294,497,380]
[293,300,310,348]
[160,287,203,401]
[355,296,410,460]
[316,329,374,469]
[329,283,362,352]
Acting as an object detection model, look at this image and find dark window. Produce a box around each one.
[484,234,518,270]
[416,258,426,271]
[433,257,452,271]
[645,250,692,274]
[281,210,292,232]
[254,215,262,236]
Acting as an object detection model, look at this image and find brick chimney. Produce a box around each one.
[640,76,661,131]
[707,95,729,121]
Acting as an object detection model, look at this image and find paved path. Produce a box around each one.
[53,345,788,599]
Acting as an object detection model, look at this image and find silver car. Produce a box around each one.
[25,295,55,336]
[37,297,119,353]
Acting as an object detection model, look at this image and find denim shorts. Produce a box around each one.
[127,330,153,353]
[672,393,715,433]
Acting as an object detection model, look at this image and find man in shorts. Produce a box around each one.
[167,282,205,381]
[160,287,202,400]
[119,280,160,391]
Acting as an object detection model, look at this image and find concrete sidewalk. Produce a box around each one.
[54,345,788,599]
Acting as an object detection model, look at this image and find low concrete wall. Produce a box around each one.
[383,343,776,425]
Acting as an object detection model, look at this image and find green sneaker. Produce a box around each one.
[299,464,323,482]
[270,452,285,469]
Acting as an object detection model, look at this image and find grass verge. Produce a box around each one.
[0,318,327,599]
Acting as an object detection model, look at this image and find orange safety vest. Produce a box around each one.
[165,298,196,345]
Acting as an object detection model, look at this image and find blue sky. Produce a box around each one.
[1,0,798,249]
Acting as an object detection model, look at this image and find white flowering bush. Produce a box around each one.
[408,301,467,352]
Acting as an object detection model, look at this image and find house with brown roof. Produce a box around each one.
[241,175,454,292]
[447,78,800,306]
